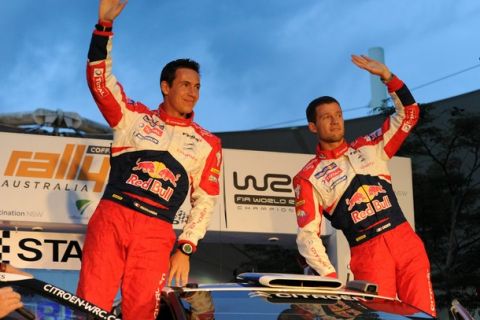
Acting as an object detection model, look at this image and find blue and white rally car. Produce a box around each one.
[119,273,440,319]
[2,270,474,319]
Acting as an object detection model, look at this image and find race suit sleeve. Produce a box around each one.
[294,174,337,276]
[86,21,148,130]
[178,136,222,250]
[363,75,419,160]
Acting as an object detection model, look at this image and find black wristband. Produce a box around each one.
[95,24,112,32]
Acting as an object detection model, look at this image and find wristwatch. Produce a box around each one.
[179,243,193,256]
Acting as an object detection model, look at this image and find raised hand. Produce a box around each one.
[351,54,391,81]
[99,0,128,22]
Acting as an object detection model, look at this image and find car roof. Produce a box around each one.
[161,273,435,320]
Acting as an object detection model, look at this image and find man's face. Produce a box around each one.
[308,102,345,148]
[161,68,200,118]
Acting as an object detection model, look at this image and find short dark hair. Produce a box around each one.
[306,96,340,123]
[160,58,200,87]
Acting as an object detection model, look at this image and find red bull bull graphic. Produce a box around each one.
[132,160,155,174]
[126,159,181,201]
[346,184,386,211]
[346,185,392,223]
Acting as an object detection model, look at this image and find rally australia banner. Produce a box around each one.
[0,133,110,224]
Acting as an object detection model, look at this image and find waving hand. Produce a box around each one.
[351,54,392,81]
[99,0,128,22]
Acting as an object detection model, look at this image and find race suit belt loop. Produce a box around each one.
[103,187,175,223]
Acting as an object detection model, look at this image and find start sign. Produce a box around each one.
[0,230,85,270]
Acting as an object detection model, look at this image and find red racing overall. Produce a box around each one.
[77,22,222,320]
[294,76,436,316]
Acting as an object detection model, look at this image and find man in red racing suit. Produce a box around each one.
[293,55,436,316]
[76,1,222,319]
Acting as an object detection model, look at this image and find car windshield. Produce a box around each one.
[178,289,433,320]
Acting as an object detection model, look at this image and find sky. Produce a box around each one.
[1,0,479,133]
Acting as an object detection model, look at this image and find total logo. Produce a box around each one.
[92,68,109,97]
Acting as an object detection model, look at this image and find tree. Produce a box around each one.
[384,102,480,314]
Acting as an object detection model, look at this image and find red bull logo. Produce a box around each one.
[126,174,174,202]
[132,159,180,187]
[351,196,392,223]
[346,184,386,211]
